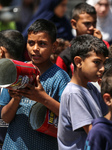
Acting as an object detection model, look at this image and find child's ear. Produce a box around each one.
[74,56,82,68]
[71,19,77,30]
[0,46,5,58]
[52,41,58,53]
[103,93,112,106]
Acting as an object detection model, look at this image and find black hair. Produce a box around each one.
[28,19,57,43]
[70,34,109,69]
[72,2,96,20]
[101,68,112,97]
[103,58,112,75]
[0,30,25,60]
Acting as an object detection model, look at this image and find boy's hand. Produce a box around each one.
[15,75,46,102]
[93,28,102,40]
[8,89,22,100]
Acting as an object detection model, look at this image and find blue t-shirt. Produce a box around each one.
[0,64,70,150]
[58,82,108,150]
[84,117,112,150]
[0,88,10,148]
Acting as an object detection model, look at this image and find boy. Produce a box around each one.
[0,30,25,149]
[57,34,109,150]
[84,68,112,150]
[1,19,70,150]
[56,2,109,77]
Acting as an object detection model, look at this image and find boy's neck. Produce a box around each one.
[105,108,112,121]
[33,60,53,75]
[70,70,88,88]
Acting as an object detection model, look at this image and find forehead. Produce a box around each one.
[78,13,96,22]
[27,31,51,41]
[86,51,106,62]
[98,0,109,4]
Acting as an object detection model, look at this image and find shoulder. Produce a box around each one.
[40,64,70,86]
[87,117,109,139]
[47,64,70,79]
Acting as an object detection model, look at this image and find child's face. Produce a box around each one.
[80,51,106,83]
[95,0,109,17]
[73,13,96,36]
[54,0,67,18]
[27,32,54,65]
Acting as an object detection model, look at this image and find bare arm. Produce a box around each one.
[12,76,60,116]
[1,96,21,123]
[83,124,92,134]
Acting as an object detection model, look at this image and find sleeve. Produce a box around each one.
[0,88,11,106]
[69,93,93,131]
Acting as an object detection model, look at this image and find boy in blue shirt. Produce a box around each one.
[1,19,70,150]
[85,67,112,150]
[57,34,109,150]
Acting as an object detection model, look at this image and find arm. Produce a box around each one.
[83,124,92,134]
[12,76,60,116]
[1,91,21,123]
[1,97,21,123]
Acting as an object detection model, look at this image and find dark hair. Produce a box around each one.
[0,30,25,60]
[101,68,112,97]
[28,19,57,43]
[72,2,96,20]
[70,34,109,69]
[103,58,112,75]
[108,44,112,58]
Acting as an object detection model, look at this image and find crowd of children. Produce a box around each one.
[0,1,112,150]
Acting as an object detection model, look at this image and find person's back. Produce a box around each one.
[56,2,109,77]
[58,34,109,150]
[85,68,112,150]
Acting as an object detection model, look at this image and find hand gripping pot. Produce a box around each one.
[29,102,58,138]
[0,58,40,89]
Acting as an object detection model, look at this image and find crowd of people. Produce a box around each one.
[0,0,112,150]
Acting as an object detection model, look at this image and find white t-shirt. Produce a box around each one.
[58,82,108,150]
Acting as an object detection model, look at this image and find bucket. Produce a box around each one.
[0,58,40,90]
[29,102,58,138]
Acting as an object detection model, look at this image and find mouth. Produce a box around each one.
[32,55,41,59]
[97,74,102,78]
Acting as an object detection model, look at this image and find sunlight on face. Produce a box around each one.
[95,0,110,17]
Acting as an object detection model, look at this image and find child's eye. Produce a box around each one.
[27,41,35,46]
[84,22,91,26]
[39,42,47,46]
[94,61,100,64]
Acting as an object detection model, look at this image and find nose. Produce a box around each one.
[101,5,106,13]
[99,65,104,73]
[33,43,39,51]
[89,24,94,30]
